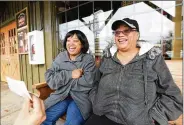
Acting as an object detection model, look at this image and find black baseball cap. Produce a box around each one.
[111,18,139,32]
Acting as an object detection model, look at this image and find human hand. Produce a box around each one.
[72,69,83,79]
[14,94,46,125]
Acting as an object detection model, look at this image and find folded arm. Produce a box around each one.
[150,54,183,124]
[71,56,96,92]
[45,55,72,90]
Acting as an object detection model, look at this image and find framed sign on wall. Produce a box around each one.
[15,7,29,54]
[17,28,28,54]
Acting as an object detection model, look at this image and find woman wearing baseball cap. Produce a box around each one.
[85,18,183,125]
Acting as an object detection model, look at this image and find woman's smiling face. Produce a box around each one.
[114,25,138,52]
[66,34,82,58]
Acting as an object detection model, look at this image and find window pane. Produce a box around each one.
[94,1,111,12]
[79,2,93,19]
[58,12,66,24]
[66,7,78,22]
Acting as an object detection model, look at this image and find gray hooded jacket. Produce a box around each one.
[89,42,183,125]
[44,51,96,120]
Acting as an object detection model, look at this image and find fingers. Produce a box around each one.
[39,98,46,117]
[79,68,83,73]
[21,97,31,115]
[32,95,42,113]
[76,68,83,74]
[72,68,83,78]
[73,69,83,72]
[80,69,83,75]
[32,95,46,121]
[40,100,46,122]
[40,99,45,112]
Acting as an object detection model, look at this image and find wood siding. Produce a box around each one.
[1,1,58,92]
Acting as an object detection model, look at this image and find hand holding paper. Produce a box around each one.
[14,94,46,125]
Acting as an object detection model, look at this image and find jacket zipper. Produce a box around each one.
[114,70,119,122]
[115,66,126,123]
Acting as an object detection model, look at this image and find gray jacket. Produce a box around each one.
[44,51,96,120]
[89,43,183,125]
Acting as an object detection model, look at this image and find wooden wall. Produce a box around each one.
[0,1,58,92]
[1,2,28,27]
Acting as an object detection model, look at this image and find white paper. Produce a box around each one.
[6,77,32,100]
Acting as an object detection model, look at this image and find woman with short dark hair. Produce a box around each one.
[42,30,96,125]
[63,30,89,54]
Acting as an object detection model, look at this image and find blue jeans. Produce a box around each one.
[42,98,85,125]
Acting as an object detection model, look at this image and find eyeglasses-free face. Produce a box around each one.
[113,28,137,36]
[66,34,83,60]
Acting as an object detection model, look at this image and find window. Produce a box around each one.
[57,1,183,60]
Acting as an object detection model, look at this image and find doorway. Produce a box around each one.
[1,21,20,82]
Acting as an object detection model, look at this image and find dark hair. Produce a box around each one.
[63,30,89,53]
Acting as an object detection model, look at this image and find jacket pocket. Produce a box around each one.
[150,107,168,125]
[148,110,156,125]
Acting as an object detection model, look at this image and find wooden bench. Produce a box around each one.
[32,82,54,100]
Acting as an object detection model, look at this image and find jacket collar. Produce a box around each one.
[137,41,154,56]
[112,42,154,64]
[62,51,84,62]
